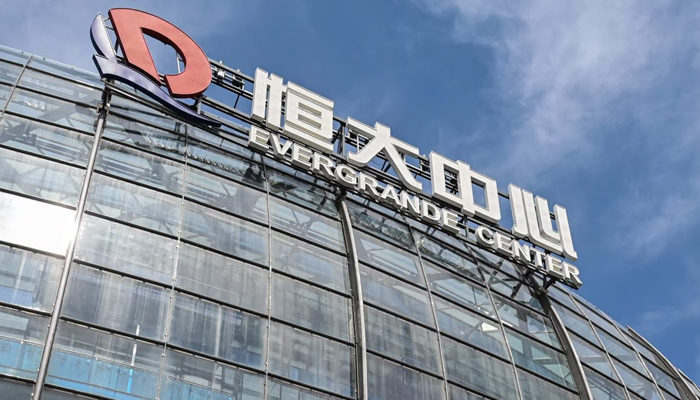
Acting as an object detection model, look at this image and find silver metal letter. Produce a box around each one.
[252,68,284,129]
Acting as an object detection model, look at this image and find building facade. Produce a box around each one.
[0,39,697,400]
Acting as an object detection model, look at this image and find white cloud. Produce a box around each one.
[414,0,700,257]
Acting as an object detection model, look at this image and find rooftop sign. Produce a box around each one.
[89,9,582,288]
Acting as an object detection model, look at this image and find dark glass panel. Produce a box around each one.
[0,245,61,312]
[367,354,445,400]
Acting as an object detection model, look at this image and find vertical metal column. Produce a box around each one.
[338,198,368,400]
[32,89,111,400]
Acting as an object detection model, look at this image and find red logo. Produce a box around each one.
[91,8,219,126]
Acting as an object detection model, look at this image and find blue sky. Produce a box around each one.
[3,0,700,382]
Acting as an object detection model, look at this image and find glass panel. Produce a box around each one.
[7,88,97,132]
[0,114,93,166]
[19,69,102,105]
[347,200,413,249]
[182,201,269,265]
[0,60,22,85]
[408,218,472,255]
[265,158,334,191]
[75,215,176,284]
[354,229,423,285]
[442,336,519,400]
[272,273,352,341]
[187,141,264,189]
[0,245,61,312]
[169,293,267,369]
[28,58,103,88]
[0,377,33,399]
[585,366,628,400]
[552,301,601,345]
[424,262,495,317]
[0,45,30,64]
[449,384,489,400]
[488,275,544,312]
[185,166,268,223]
[63,264,168,340]
[86,173,182,235]
[518,369,579,400]
[578,303,626,342]
[624,333,658,364]
[0,307,48,380]
[267,379,342,400]
[613,359,663,400]
[48,322,163,400]
[103,114,186,160]
[271,232,349,293]
[506,328,576,389]
[0,147,84,205]
[570,333,619,381]
[434,297,508,359]
[0,84,10,110]
[161,349,265,400]
[268,322,355,397]
[267,170,338,217]
[367,354,445,400]
[0,191,75,255]
[596,328,648,376]
[548,286,580,313]
[188,127,261,163]
[360,264,434,327]
[414,233,483,282]
[365,306,441,374]
[494,294,560,348]
[95,140,184,194]
[270,196,344,252]
[110,95,180,132]
[646,362,681,398]
[177,244,268,314]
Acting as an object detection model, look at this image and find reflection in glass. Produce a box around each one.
[75,215,176,284]
[518,369,579,400]
[585,366,628,400]
[272,232,349,293]
[441,337,518,400]
[268,322,355,397]
[272,273,352,341]
[0,114,93,165]
[0,61,22,85]
[0,306,48,380]
[347,200,413,249]
[169,293,266,369]
[355,229,423,285]
[425,262,494,316]
[95,140,184,194]
[271,196,345,252]
[612,359,663,400]
[0,377,33,399]
[188,142,264,189]
[365,306,441,374]
[434,297,508,359]
[63,264,169,340]
[367,354,445,400]
[87,173,182,235]
[267,379,342,400]
[267,170,337,217]
[360,264,434,327]
[645,361,681,398]
[185,166,268,223]
[506,329,576,389]
[0,191,75,255]
[0,245,61,312]
[177,244,268,314]
[28,57,103,87]
[48,322,163,399]
[449,384,488,400]
[494,294,560,348]
[0,147,84,205]
[161,349,265,400]
[552,301,601,346]
[19,69,102,105]
[182,201,269,265]
[7,88,97,132]
[415,233,483,283]
[104,114,186,159]
[596,328,648,376]
[570,333,619,381]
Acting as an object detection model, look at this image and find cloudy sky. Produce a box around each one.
[3,0,700,382]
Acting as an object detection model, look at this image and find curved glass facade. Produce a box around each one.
[0,44,697,400]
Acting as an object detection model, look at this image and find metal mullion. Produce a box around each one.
[480,265,526,400]
[82,210,179,240]
[156,122,191,400]
[405,220,450,400]
[365,349,444,381]
[72,259,173,291]
[0,301,51,318]
[268,316,355,347]
[627,327,693,400]
[2,109,98,137]
[270,226,348,258]
[0,187,77,211]
[261,151,274,400]
[0,54,32,120]
[58,316,166,348]
[32,86,109,399]
[265,372,356,400]
[0,142,89,170]
[0,239,66,260]
[12,82,100,111]
[42,384,121,400]
[338,198,367,400]
[270,268,351,299]
[351,224,419,256]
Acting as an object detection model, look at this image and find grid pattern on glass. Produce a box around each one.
[6,88,98,132]
[585,366,628,400]
[0,244,62,312]
[505,328,577,390]
[570,332,620,382]
[346,199,414,250]
[271,195,345,252]
[367,353,445,400]
[354,228,424,285]
[518,368,579,400]
[0,306,49,380]
[494,293,561,349]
